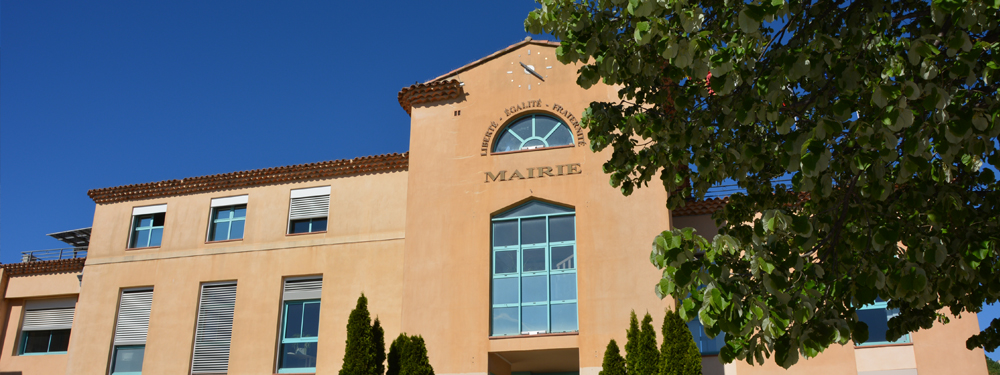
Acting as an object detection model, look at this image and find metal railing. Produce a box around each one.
[20,247,88,262]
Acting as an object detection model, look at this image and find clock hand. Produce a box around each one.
[520,62,545,81]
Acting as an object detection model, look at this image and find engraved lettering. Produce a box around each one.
[538,167,554,177]
[567,163,582,175]
[485,170,507,183]
[557,165,565,175]
[508,170,526,180]
[527,168,535,178]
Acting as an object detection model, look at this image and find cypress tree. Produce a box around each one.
[400,335,434,375]
[635,313,660,375]
[341,294,376,375]
[625,311,640,374]
[659,310,702,375]
[599,339,627,375]
[387,334,409,375]
[373,317,386,375]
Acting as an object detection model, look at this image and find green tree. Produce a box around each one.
[636,313,661,375]
[526,0,1000,368]
[601,339,628,375]
[341,294,377,375]
[373,317,387,375]
[625,311,641,373]
[988,355,1000,375]
[660,310,702,375]
[387,334,409,375]
[400,335,435,375]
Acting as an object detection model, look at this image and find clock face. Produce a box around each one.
[506,48,552,91]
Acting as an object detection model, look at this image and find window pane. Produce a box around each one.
[520,218,546,245]
[495,251,517,274]
[22,331,50,353]
[549,216,574,243]
[492,307,519,336]
[132,229,150,248]
[311,218,327,232]
[284,303,304,339]
[551,246,574,269]
[494,201,573,219]
[151,212,165,226]
[492,278,518,305]
[291,220,311,234]
[214,208,231,220]
[301,302,320,338]
[211,222,229,241]
[522,139,546,149]
[112,346,145,373]
[137,216,153,228]
[521,305,547,333]
[548,125,575,147]
[279,342,318,370]
[551,303,578,333]
[858,308,890,343]
[493,221,518,247]
[521,275,547,303]
[510,119,532,139]
[229,220,245,240]
[148,228,163,247]
[234,206,247,218]
[49,329,70,352]
[551,273,577,301]
[494,133,521,153]
[523,248,545,272]
[534,116,559,140]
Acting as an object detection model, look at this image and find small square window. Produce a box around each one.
[111,345,145,374]
[289,218,327,234]
[129,213,165,248]
[856,300,911,346]
[208,205,246,241]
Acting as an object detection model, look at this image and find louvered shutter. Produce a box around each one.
[114,289,153,346]
[191,283,237,374]
[22,304,75,331]
[288,187,330,221]
[283,278,322,301]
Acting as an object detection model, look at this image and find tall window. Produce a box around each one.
[278,277,322,373]
[129,204,167,249]
[111,288,153,375]
[493,114,575,153]
[208,195,248,242]
[856,298,911,346]
[19,298,75,355]
[191,282,237,374]
[686,320,726,355]
[491,200,577,336]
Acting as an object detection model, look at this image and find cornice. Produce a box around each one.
[397,79,464,115]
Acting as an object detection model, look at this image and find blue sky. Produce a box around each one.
[1,0,996,361]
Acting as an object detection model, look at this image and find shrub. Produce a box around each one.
[600,339,627,375]
[659,310,702,375]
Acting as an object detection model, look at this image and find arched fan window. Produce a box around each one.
[493,114,574,153]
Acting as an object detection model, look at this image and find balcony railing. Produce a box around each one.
[20,247,88,262]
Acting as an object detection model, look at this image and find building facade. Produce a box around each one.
[0,39,988,375]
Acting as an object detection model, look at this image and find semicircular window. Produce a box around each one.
[493,114,574,153]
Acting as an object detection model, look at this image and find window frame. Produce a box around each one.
[127,204,167,249]
[855,300,912,347]
[110,345,146,375]
[207,204,247,242]
[277,277,322,374]
[490,201,578,336]
[19,329,70,355]
[286,187,330,235]
[491,114,575,154]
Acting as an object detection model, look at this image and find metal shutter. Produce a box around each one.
[22,308,75,331]
[114,289,153,346]
[288,195,329,220]
[283,278,322,301]
[191,283,237,374]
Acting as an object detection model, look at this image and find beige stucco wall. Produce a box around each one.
[399,43,674,375]
[61,170,408,375]
[0,273,81,375]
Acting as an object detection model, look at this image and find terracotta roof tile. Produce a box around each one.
[397,79,464,115]
[87,152,409,204]
[396,38,560,115]
[672,197,729,217]
[1,258,86,276]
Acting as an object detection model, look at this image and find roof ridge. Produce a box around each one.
[428,38,559,83]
